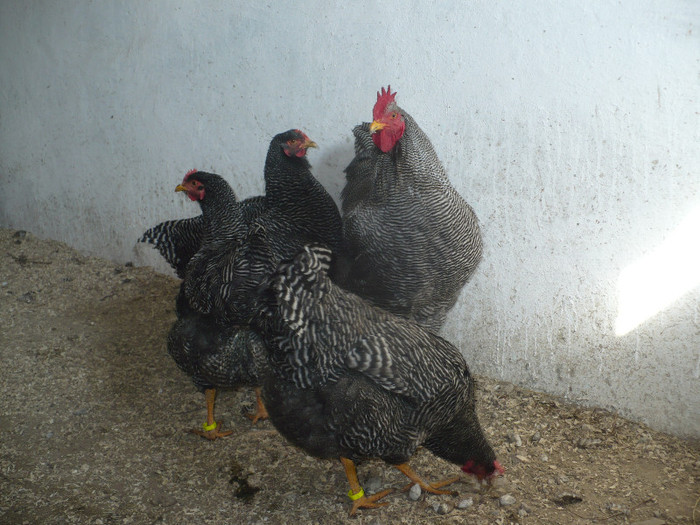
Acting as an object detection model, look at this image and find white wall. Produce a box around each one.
[1,1,698,437]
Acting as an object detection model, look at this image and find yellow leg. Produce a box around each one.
[188,388,233,440]
[395,463,459,495]
[245,387,269,424]
[340,457,394,516]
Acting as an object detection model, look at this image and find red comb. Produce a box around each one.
[373,85,397,120]
[183,168,197,181]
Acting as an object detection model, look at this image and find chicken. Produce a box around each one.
[183,129,342,325]
[141,169,269,438]
[256,244,503,516]
[338,86,483,332]
[140,129,342,439]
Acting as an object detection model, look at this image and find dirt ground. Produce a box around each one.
[0,228,698,525]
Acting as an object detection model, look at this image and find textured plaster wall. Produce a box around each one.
[1,2,698,437]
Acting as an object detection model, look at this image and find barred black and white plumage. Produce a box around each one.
[138,216,206,279]
[257,244,501,513]
[338,87,483,332]
[139,130,342,438]
[139,170,271,438]
[168,305,267,394]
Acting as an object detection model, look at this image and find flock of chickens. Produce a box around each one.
[139,86,502,516]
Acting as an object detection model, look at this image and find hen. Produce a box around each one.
[185,129,342,325]
[257,244,502,516]
[339,86,483,332]
[141,170,269,438]
[140,129,342,439]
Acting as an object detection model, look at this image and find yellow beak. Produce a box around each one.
[303,139,318,149]
[175,184,187,192]
[370,120,386,134]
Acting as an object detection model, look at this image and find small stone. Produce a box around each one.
[432,502,452,515]
[408,483,421,501]
[457,498,473,509]
[364,476,384,494]
[531,431,541,443]
[507,432,523,447]
[540,453,549,462]
[499,494,516,506]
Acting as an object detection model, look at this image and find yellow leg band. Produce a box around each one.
[348,487,365,501]
[202,421,217,431]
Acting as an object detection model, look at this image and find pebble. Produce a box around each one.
[531,431,542,443]
[432,502,452,515]
[456,497,473,509]
[507,432,523,447]
[364,476,384,495]
[499,494,516,506]
[408,483,421,501]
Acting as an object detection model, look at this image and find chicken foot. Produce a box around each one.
[188,388,233,440]
[395,462,460,495]
[245,387,269,424]
[340,457,395,516]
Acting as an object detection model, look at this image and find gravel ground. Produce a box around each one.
[1,228,698,525]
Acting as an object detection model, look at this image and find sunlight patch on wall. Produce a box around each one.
[615,206,700,336]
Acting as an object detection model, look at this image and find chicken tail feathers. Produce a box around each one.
[138,216,206,278]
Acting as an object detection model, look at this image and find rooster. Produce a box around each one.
[338,86,483,332]
[256,244,503,516]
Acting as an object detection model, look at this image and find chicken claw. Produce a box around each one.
[245,387,269,424]
[396,463,459,495]
[348,488,395,517]
[188,420,233,440]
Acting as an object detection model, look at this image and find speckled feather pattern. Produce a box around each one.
[138,216,207,279]
[140,130,343,396]
[140,173,269,393]
[260,245,496,468]
[340,110,483,332]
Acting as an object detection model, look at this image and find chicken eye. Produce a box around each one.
[391,112,398,119]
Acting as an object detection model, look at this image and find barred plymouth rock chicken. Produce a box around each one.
[140,170,269,439]
[339,86,483,332]
[139,129,342,439]
[256,244,503,516]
